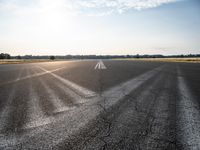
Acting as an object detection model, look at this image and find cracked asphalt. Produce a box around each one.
[0,60,200,150]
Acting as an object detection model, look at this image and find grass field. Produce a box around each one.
[114,57,200,63]
[0,59,54,64]
[0,57,200,65]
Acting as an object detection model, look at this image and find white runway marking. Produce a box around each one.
[40,79,71,114]
[16,68,25,81]
[38,66,96,98]
[24,79,72,129]
[95,60,107,70]
[31,66,164,148]
[23,81,50,129]
[102,65,164,108]
[54,81,87,104]
[25,65,164,130]
[94,63,100,69]
[177,68,200,149]
[2,67,65,85]
[0,65,165,148]
[0,69,24,131]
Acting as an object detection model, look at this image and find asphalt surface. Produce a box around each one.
[0,60,200,150]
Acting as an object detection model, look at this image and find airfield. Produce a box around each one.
[0,60,200,149]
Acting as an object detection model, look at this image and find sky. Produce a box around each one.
[0,0,200,55]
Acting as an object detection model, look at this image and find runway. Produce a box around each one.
[0,60,199,149]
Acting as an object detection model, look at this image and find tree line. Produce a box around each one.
[0,53,200,60]
[0,53,11,59]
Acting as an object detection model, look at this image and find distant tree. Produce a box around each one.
[5,53,11,59]
[24,55,32,59]
[16,55,21,59]
[0,53,4,59]
[65,55,72,59]
[50,56,55,60]
[136,54,140,58]
[0,53,11,59]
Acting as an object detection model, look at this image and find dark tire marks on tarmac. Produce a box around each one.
[53,65,178,150]
[55,60,164,92]
[176,66,200,150]
[0,60,200,150]
[178,63,200,107]
[0,68,30,133]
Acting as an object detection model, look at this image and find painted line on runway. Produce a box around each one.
[27,65,165,148]
[23,78,73,129]
[177,68,200,149]
[38,66,96,98]
[0,67,65,85]
[94,62,100,69]
[16,68,25,81]
[0,65,165,148]
[54,81,87,104]
[15,67,65,81]
[40,79,71,114]
[24,65,164,130]
[101,65,165,108]
[100,60,107,69]
[23,82,51,129]
[0,69,24,131]
[21,65,164,130]
[95,60,107,70]
[22,68,70,129]
[23,80,87,130]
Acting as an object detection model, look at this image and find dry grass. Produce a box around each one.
[114,57,200,63]
[0,59,53,64]
[1,57,200,64]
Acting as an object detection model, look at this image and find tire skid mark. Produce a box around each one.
[6,69,30,132]
[0,65,165,149]
[0,67,65,86]
[0,68,24,132]
[23,77,51,130]
[15,68,25,81]
[51,65,166,150]
[0,84,16,133]
[39,79,71,114]
[177,67,200,150]
[101,65,165,109]
[54,80,89,104]
[38,66,96,98]
[28,66,43,75]
[0,69,30,148]
[140,72,177,150]
[38,75,80,106]
[108,66,176,150]
[79,69,165,150]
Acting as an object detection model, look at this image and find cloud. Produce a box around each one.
[73,0,179,15]
[0,0,179,17]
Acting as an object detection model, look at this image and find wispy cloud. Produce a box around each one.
[72,0,180,16]
[0,0,179,17]
[74,0,179,14]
